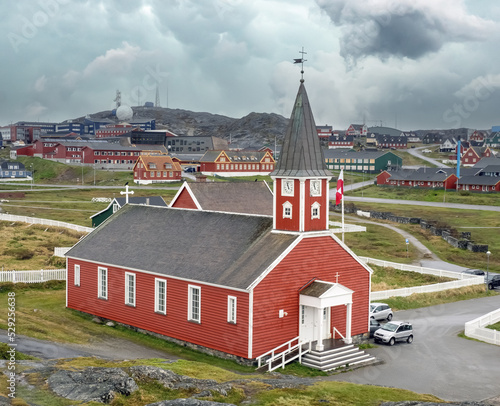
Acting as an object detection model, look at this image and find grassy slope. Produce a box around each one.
[347,203,500,272]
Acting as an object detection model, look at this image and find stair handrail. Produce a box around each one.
[333,327,345,340]
[256,337,312,371]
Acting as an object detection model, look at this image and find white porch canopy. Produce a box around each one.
[300,280,354,350]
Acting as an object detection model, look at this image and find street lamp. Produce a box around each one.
[486,251,491,292]
[362,170,365,198]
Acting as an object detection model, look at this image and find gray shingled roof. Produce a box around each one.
[187,182,273,216]
[271,83,331,177]
[67,205,297,290]
[457,176,500,186]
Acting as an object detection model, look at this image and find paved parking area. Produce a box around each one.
[327,295,500,402]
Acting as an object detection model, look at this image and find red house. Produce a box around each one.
[199,150,275,177]
[461,146,493,166]
[133,154,182,184]
[377,168,458,189]
[65,80,372,368]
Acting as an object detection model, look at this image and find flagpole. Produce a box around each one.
[342,193,344,243]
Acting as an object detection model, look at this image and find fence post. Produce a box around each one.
[41,269,44,282]
[12,270,15,283]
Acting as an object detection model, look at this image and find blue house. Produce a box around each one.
[0,161,30,179]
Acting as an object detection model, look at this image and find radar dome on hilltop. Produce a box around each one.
[116,105,133,121]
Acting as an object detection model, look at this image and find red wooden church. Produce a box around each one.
[65,80,372,365]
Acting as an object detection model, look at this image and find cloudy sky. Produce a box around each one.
[1,0,500,131]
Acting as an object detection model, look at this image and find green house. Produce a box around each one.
[323,149,402,173]
[90,196,167,228]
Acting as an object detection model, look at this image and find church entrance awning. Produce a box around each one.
[299,280,353,308]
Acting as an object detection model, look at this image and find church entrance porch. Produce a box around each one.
[299,280,353,351]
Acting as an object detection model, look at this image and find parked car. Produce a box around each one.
[462,269,485,276]
[370,303,393,321]
[184,167,196,173]
[487,275,500,290]
[369,319,381,338]
[374,321,413,345]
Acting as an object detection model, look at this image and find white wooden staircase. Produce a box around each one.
[301,340,376,372]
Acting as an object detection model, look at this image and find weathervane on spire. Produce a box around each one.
[293,47,307,82]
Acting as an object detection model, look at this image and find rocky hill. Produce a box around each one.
[84,107,289,149]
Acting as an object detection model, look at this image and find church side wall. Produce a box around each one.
[170,188,198,209]
[251,236,370,357]
[67,258,250,359]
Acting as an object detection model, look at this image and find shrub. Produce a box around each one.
[4,247,35,260]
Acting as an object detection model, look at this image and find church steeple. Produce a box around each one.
[271,82,331,178]
[271,77,332,233]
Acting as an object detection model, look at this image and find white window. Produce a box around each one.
[227,296,237,323]
[112,203,119,213]
[311,202,321,219]
[283,201,292,219]
[74,264,80,286]
[188,285,201,322]
[155,278,167,314]
[125,272,136,306]
[98,267,107,299]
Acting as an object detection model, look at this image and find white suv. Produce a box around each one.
[374,321,413,345]
[369,303,393,321]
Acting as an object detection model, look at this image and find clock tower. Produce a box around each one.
[270,79,332,233]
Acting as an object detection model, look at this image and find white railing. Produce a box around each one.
[256,337,311,371]
[360,257,485,300]
[329,222,367,233]
[0,269,66,283]
[54,247,72,257]
[0,213,93,233]
[333,327,345,340]
[465,308,500,346]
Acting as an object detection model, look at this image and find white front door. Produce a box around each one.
[300,305,331,343]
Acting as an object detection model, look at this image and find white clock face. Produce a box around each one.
[283,180,294,196]
[310,180,321,196]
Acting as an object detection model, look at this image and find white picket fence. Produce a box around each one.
[54,247,72,257]
[360,257,485,300]
[0,213,93,233]
[0,269,66,283]
[465,308,500,346]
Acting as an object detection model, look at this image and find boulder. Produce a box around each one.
[48,367,138,403]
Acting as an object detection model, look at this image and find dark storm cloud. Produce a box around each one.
[315,0,494,62]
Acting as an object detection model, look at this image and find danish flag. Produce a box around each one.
[336,169,344,205]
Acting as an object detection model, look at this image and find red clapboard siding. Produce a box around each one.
[252,236,370,357]
[171,188,198,209]
[67,258,250,358]
[304,179,328,231]
[274,178,301,231]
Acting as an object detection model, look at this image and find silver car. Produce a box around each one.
[369,302,393,321]
[374,321,413,345]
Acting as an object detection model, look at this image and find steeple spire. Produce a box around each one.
[271,82,330,177]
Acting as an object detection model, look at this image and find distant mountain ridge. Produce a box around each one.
[85,106,289,149]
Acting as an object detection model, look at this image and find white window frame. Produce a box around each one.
[227,296,237,324]
[282,179,294,196]
[74,264,80,286]
[125,272,136,307]
[98,267,108,299]
[188,285,201,323]
[155,278,167,315]
[311,202,321,219]
[283,201,293,219]
[310,179,321,196]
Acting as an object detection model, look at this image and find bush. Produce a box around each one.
[4,247,35,260]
